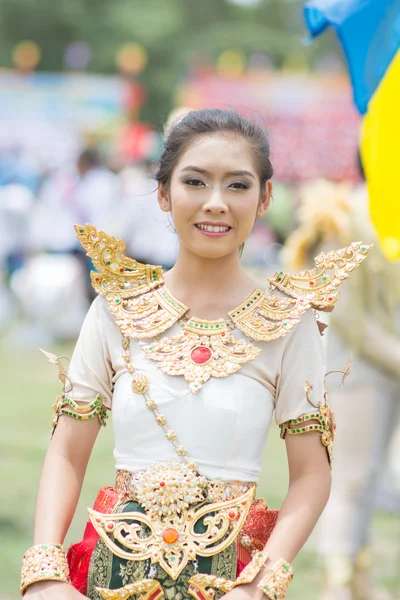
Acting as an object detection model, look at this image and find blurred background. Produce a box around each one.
[0,0,399,598]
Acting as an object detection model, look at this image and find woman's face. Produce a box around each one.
[158,132,272,260]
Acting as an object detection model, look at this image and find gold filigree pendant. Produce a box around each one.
[142,318,262,393]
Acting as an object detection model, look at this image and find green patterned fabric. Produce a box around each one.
[87,500,237,600]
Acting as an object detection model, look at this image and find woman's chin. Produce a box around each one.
[189,244,241,260]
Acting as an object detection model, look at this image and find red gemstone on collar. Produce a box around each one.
[191,347,211,364]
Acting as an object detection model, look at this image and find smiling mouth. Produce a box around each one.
[195,224,232,233]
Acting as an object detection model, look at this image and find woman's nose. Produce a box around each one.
[203,188,228,212]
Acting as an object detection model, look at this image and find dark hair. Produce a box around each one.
[78,148,101,168]
[155,108,273,190]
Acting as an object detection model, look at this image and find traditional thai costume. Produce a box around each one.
[21,224,371,600]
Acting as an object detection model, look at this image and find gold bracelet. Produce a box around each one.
[20,543,71,595]
[257,557,294,600]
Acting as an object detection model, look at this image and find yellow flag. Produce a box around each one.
[361,49,400,261]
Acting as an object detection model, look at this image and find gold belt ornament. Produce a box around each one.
[88,462,256,580]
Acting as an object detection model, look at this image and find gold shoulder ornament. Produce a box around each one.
[76,224,372,392]
[269,242,372,312]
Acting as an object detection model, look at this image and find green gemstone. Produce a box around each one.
[242,307,245,311]
[283,322,287,326]
[78,416,82,420]
[323,276,327,281]
[216,324,219,328]
[277,278,281,282]
[106,261,111,265]
[205,325,208,328]
[279,271,283,275]
[79,229,84,233]
[115,298,120,303]
[195,323,199,327]
[258,292,261,296]
[247,303,250,307]
[283,564,289,571]
[361,246,365,251]
[170,557,175,562]
[149,347,153,350]
[302,428,305,431]
[264,586,270,592]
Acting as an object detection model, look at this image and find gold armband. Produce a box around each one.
[52,394,108,433]
[257,557,294,599]
[279,381,336,466]
[20,543,71,595]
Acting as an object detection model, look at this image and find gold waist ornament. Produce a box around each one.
[89,461,256,581]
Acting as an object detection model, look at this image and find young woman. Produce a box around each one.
[21,109,370,600]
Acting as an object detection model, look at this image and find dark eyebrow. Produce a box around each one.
[180,166,256,180]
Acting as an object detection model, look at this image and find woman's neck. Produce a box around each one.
[163,247,257,318]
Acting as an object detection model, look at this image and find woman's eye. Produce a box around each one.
[185,178,204,187]
[229,181,249,190]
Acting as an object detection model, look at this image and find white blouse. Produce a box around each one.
[67,295,326,483]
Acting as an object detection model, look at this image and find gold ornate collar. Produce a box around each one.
[75,224,372,391]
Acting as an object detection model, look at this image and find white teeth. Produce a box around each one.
[197,224,230,232]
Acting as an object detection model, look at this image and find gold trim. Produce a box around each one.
[143,326,261,393]
[269,242,373,312]
[88,485,255,581]
[75,223,164,300]
[279,381,336,467]
[52,394,108,434]
[20,543,71,594]
[229,289,312,341]
[75,225,372,393]
[188,548,269,597]
[257,557,294,599]
[96,579,164,600]
[115,469,255,505]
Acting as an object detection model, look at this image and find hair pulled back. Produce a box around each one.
[155,108,273,191]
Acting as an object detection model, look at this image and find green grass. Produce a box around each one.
[1,340,399,599]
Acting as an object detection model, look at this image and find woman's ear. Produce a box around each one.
[257,180,272,218]
[157,183,172,213]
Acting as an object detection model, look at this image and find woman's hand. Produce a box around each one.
[24,581,89,599]
[222,581,265,599]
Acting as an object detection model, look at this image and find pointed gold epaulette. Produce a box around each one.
[75,224,188,337]
[269,242,372,312]
[75,224,164,299]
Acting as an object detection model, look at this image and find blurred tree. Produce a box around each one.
[0,0,341,126]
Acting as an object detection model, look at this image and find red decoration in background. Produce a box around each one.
[180,70,361,183]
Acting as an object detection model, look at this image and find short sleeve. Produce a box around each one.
[274,309,326,425]
[67,296,114,409]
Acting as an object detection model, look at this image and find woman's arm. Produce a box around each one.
[24,415,101,598]
[263,431,331,562]
[224,432,331,599]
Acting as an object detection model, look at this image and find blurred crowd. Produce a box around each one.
[0,145,181,344]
